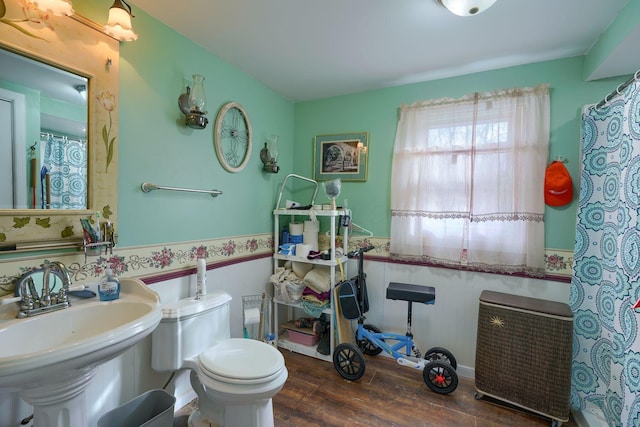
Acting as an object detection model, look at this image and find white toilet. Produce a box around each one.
[151,291,288,427]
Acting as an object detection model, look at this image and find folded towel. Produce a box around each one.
[303,286,331,301]
[291,261,314,279]
[303,267,331,293]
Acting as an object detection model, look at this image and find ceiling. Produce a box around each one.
[128,0,636,102]
[0,49,88,136]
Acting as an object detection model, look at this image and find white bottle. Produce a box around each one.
[196,258,207,298]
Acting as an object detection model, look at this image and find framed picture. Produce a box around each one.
[313,132,368,181]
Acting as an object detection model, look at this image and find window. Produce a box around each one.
[390,85,550,277]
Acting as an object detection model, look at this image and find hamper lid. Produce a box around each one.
[479,290,573,318]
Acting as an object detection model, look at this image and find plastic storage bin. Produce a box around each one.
[282,321,320,345]
[97,389,175,427]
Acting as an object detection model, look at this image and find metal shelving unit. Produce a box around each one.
[272,208,348,361]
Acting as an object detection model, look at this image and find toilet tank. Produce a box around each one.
[151,291,232,371]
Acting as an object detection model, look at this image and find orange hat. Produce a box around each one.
[544,161,573,206]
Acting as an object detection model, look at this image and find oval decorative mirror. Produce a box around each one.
[214,102,252,173]
[0,2,119,250]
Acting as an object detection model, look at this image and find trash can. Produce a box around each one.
[97,389,175,427]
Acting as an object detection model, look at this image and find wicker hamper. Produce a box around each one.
[475,291,573,426]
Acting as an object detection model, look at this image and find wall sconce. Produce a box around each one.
[105,0,138,41]
[437,0,496,16]
[260,134,280,173]
[178,74,208,129]
[32,0,74,16]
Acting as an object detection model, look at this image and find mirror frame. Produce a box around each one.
[0,2,119,249]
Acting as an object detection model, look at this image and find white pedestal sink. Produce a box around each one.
[0,277,161,426]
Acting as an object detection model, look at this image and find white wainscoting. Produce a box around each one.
[0,256,572,427]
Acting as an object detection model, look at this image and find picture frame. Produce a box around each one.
[313,132,369,181]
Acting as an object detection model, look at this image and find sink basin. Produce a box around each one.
[0,277,161,425]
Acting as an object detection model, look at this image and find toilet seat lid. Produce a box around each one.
[198,338,284,382]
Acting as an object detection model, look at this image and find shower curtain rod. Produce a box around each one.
[40,132,87,142]
[596,69,640,109]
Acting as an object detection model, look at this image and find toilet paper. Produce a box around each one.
[304,220,319,232]
[289,222,304,235]
[244,308,261,325]
[303,231,319,251]
[295,244,311,259]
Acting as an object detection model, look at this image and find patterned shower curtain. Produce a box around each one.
[572,80,640,426]
[42,133,87,209]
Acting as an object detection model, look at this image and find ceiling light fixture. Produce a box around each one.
[74,84,87,100]
[437,0,496,16]
[32,0,74,16]
[105,0,138,41]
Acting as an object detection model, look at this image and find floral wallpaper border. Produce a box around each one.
[0,234,573,297]
[0,234,273,296]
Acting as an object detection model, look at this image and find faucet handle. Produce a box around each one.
[20,293,34,311]
[27,278,40,304]
[57,288,69,304]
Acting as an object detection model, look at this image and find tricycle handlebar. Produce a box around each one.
[347,245,375,258]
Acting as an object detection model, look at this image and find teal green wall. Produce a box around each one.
[73,1,633,252]
[74,1,295,247]
[294,57,629,250]
[40,95,86,127]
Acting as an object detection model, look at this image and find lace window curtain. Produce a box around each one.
[390,85,550,277]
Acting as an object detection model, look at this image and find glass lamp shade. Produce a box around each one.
[105,5,138,41]
[188,74,207,113]
[33,0,74,16]
[438,0,496,16]
[268,135,279,161]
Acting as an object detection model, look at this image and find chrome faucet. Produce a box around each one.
[47,260,72,304]
[14,262,72,318]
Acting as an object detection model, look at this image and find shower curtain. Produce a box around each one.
[572,80,640,426]
[42,133,87,209]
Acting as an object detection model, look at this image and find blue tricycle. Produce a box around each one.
[333,246,459,394]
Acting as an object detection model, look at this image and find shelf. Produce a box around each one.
[273,208,346,217]
[273,253,348,267]
[277,336,331,362]
[273,298,333,315]
[273,204,348,362]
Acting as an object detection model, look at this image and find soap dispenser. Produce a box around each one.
[98,268,120,301]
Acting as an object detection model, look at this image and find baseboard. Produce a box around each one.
[456,364,474,379]
[377,352,475,380]
[572,403,608,427]
[441,361,609,427]
[173,370,197,412]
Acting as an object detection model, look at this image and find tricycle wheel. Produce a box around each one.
[333,343,366,381]
[423,360,458,394]
[424,346,458,370]
[356,324,383,355]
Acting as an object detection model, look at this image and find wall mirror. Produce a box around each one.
[0,1,119,250]
[0,48,89,210]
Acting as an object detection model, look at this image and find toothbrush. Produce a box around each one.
[94,211,102,241]
[40,165,48,209]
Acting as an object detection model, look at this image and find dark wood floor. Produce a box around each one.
[175,348,578,427]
